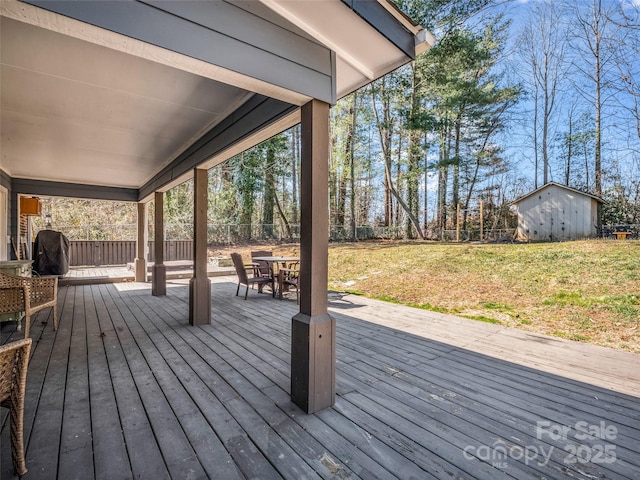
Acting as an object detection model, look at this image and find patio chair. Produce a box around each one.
[0,271,58,338]
[231,253,274,300]
[0,337,32,476]
[250,250,273,278]
[278,263,300,303]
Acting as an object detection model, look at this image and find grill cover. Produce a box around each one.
[34,230,70,276]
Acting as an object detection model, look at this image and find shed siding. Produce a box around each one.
[516,184,597,241]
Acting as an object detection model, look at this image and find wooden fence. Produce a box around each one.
[68,241,193,266]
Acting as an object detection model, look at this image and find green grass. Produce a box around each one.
[544,292,640,320]
[366,293,451,314]
[544,291,594,308]
[324,239,640,353]
[461,315,502,324]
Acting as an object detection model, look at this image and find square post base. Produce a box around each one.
[291,312,336,413]
[151,264,166,296]
[134,258,147,282]
[189,277,211,326]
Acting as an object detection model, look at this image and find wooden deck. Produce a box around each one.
[1,276,639,479]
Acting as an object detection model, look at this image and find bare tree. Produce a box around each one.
[568,0,621,196]
[518,1,568,186]
[290,125,299,224]
[611,4,640,143]
[370,79,426,239]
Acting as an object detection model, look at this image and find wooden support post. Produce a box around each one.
[189,168,211,325]
[291,99,335,414]
[480,200,484,242]
[134,202,148,282]
[151,191,166,296]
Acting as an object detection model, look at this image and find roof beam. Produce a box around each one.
[341,0,415,59]
[15,0,333,104]
[11,178,138,202]
[138,95,297,201]
[260,0,375,82]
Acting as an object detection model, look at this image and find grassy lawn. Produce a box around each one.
[221,240,639,353]
[326,239,640,353]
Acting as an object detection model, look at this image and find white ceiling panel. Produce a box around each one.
[1,17,253,188]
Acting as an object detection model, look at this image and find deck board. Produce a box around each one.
[90,284,170,480]
[1,276,639,479]
[84,284,131,480]
[98,283,208,479]
[58,286,94,480]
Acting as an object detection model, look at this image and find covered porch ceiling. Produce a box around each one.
[1,0,433,201]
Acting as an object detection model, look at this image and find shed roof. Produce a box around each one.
[512,182,605,206]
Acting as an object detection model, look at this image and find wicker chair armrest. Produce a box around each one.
[0,337,31,475]
[27,277,57,307]
[0,272,26,288]
[29,276,57,288]
[0,337,32,401]
[0,287,28,315]
[29,276,57,294]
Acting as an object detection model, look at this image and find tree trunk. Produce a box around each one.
[274,190,292,239]
[349,94,357,241]
[395,130,403,228]
[384,149,425,239]
[372,78,393,228]
[238,152,254,240]
[406,64,422,239]
[370,82,425,239]
[565,109,573,185]
[452,113,461,233]
[291,125,299,224]
[423,132,429,230]
[436,121,450,234]
[261,142,276,238]
[595,40,602,196]
[533,79,540,189]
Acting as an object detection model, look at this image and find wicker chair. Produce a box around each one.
[0,337,32,476]
[231,253,274,300]
[0,271,58,338]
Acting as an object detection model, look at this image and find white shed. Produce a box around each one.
[513,183,604,242]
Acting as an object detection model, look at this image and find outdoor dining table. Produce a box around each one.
[251,256,299,298]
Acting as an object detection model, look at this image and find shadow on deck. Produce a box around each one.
[1,277,639,479]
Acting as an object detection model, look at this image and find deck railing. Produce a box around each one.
[68,241,193,267]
